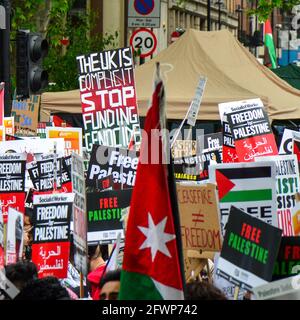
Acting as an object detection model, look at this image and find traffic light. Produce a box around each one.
[16,30,49,98]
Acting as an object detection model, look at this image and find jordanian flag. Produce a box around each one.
[119,65,184,300]
[264,19,277,69]
[210,162,278,234]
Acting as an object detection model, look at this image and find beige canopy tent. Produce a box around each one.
[41,29,300,121]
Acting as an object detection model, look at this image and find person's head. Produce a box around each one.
[99,269,121,300]
[88,244,108,272]
[185,281,227,300]
[5,261,38,291]
[14,276,70,300]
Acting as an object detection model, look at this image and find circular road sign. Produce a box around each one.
[134,0,155,16]
[130,28,157,58]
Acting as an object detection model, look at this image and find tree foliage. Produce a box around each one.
[248,0,300,21]
[11,0,119,92]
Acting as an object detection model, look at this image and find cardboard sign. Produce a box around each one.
[87,189,132,244]
[273,237,300,281]
[209,161,278,236]
[76,47,141,152]
[6,207,24,265]
[31,193,74,279]
[71,153,88,276]
[86,145,138,188]
[218,102,238,163]
[11,94,40,135]
[255,155,299,236]
[216,206,282,291]
[225,99,278,162]
[46,127,83,156]
[0,209,3,268]
[253,274,300,300]
[3,117,14,136]
[172,140,196,159]
[0,153,26,223]
[177,183,222,252]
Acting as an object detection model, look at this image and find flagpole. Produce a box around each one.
[156,61,186,295]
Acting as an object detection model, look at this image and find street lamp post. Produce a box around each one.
[275,24,282,66]
[235,5,243,40]
[215,0,223,30]
[207,0,211,31]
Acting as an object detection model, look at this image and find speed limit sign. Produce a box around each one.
[130,28,157,58]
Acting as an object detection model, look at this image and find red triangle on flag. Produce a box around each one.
[215,169,235,200]
[294,141,300,162]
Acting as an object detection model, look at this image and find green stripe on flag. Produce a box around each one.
[119,270,163,300]
[221,189,272,203]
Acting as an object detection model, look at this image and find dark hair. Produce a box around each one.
[99,269,121,289]
[5,261,38,290]
[14,276,70,300]
[185,281,227,300]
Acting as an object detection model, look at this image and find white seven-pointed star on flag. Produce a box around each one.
[138,212,176,262]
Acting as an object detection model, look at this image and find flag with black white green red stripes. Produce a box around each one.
[209,161,278,236]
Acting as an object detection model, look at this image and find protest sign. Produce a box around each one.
[225,99,278,162]
[172,140,196,159]
[253,274,300,300]
[11,94,40,135]
[216,206,282,291]
[87,189,132,244]
[3,117,14,136]
[292,194,300,236]
[6,207,24,265]
[31,193,74,278]
[292,133,300,163]
[76,47,141,152]
[177,183,222,252]
[71,153,88,276]
[0,153,26,223]
[213,253,245,300]
[255,155,299,236]
[0,126,4,141]
[273,237,300,281]
[196,132,223,180]
[173,140,200,181]
[209,161,278,236]
[218,102,238,163]
[46,127,83,156]
[0,209,4,268]
[279,129,300,155]
[86,145,138,188]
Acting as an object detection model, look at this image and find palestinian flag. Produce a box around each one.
[119,65,184,300]
[209,162,278,234]
[264,19,277,69]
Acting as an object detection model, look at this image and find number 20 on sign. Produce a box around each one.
[130,28,157,58]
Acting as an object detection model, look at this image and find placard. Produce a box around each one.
[71,153,88,276]
[76,47,141,152]
[31,193,74,279]
[256,155,299,236]
[177,183,222,252]
[209,161,278,236]
[216,206,282,291]
[86,145,138,188]
[46,127,83,156]
[87,189,132,244]
[11,94,40,135]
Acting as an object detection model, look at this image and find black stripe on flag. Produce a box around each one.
[217,166,272,180]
